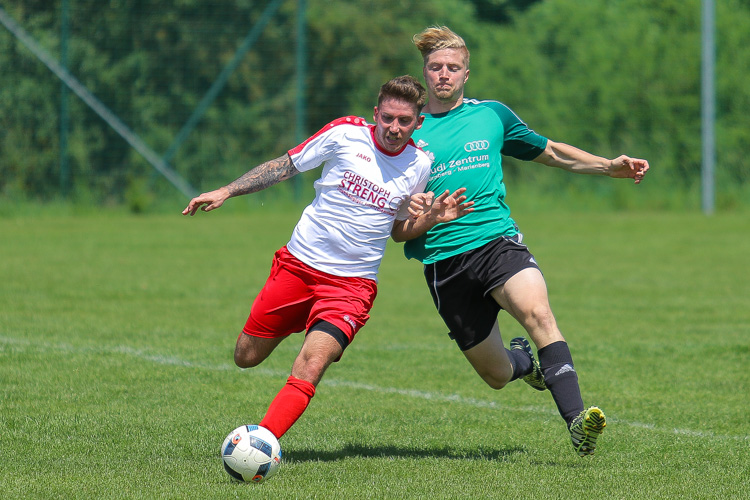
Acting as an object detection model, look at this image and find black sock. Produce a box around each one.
[506,348,532,381]
[538,341,584,427]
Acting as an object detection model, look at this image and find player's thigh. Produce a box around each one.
[461,322,513,389]
[490,267,552,319]
[489,267,562,345]
[290,329,344,386]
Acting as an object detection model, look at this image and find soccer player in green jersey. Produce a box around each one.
[399,26,650,457]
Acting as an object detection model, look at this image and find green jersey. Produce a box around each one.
[405,98,548,264]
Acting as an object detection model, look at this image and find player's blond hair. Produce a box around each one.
[412,26,470,68]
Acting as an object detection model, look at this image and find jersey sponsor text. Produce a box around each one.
[339,170,395,213]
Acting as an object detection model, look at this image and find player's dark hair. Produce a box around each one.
[377,75,427,113]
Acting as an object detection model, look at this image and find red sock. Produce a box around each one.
[259,376,316,439]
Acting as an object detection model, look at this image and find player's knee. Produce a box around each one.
[483,375,510,390]
[233,352,254,369]
[234,332,279,368]
[233,346,263,368]
[526,305,557,333]
[476,367,512,390]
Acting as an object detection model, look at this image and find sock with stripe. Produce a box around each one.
[538,341,584,426]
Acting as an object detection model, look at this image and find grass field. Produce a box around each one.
[1,208,748,499]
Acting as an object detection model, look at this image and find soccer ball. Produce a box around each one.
[220,425,282,483]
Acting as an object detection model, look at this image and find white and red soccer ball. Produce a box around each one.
[220,425,282,483]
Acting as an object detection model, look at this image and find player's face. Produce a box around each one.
[423,48,470,102]
[372,98,424,154]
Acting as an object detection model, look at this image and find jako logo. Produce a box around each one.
[464,140,489,152]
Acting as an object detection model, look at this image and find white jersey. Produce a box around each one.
[286,116,431,281]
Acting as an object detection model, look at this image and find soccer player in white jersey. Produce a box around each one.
[183,75,473,441]
[404,27,650,456]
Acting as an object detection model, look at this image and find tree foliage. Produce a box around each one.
[1,0,748,210]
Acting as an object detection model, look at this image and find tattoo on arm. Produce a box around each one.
[225,154,299,197]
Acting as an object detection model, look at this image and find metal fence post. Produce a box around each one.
[60,0,70,197]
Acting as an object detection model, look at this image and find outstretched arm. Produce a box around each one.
[534,140,650,184]
[391,188,474,242]
[182,154,298,216]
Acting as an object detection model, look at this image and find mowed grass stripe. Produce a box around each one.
[2,333,746,443]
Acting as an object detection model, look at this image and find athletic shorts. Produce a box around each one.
[423,235,541,351]
[242,246,378,349]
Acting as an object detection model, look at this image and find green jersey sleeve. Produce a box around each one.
[488,100,548,161]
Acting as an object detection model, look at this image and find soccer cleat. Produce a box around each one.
[510,336,546,391]
[569,406,607,457]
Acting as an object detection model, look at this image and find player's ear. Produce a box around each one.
[416,114,425,129]
[373,106,379,123]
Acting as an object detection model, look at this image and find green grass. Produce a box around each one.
[1,209,748,499]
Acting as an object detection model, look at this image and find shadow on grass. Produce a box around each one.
[285,444,526,463]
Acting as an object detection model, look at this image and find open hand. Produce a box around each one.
[409,188,474,223]
[182,187,231,216]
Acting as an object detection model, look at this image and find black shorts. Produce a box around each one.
[424,235,541,351]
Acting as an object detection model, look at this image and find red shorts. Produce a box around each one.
[242,246,378,345]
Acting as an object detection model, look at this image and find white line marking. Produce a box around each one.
[2,335,747,442]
